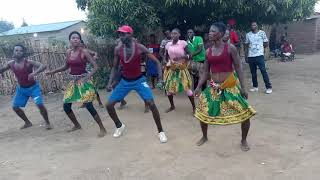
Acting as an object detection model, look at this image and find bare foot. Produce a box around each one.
[241,140,250,151]
[67,126,81,132]
[196,136,208,146]
[98,129,107,137]
[165,107,175,113]
[20,122,33,129]
[45,123,53,130]
[144,107,150,113]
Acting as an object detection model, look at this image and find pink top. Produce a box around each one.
[165,40,187,60]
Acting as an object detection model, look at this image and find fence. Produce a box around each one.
[0,48,71,95]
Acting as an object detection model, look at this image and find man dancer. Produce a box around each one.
[0,45,52,130]
[106,25,167,143]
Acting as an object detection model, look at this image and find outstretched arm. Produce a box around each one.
[0,61,12,74]
[46,50,70,75]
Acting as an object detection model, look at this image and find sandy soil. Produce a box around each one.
[0,54,319,180]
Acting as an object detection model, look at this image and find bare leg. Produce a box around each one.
[12,107,32,129]
[144,101,150,113]
[95,91,104,108]
[119,100,127,110]
[188,95,196,114]
[241,119,250,151]
[165,95,175,113]
[63,103,81,132]
[107,101,122,128]
[85,102,106,137]
[146,100,163,133]
[197,121,208,146]
[37,104,52,130]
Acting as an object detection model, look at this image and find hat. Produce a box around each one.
[117,25,133,34]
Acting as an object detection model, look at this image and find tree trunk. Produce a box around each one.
[262,24,272,61]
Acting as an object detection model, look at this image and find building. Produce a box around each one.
[0,20,87,48]
[274,13,320,53]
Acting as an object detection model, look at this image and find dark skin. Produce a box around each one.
[148,35,158,89]
[187,29,205,58]
[194,25,250,151]
[159,30,171,61]
[46,34,106,137]
[244,22,269,62]
[106,32,164,133]
[165,29,196,113]
[0,46,52,130]
[79,44,103,108]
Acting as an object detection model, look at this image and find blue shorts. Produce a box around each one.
[13,83,44,108]
[108,76,153,102]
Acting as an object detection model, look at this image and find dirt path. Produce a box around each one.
[0,54,319,180]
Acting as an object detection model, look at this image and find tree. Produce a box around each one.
[76,0,317,37]
[21,19,28,27]
[0,20,14,33]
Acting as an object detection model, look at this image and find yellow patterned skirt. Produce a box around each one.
[63,78,97,103]
[195,73,256,125]
[163,63,192,94]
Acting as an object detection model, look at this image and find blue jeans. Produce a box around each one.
[248,56,272,89]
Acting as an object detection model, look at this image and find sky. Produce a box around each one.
[0,0,320,28]
[0,0,86,27]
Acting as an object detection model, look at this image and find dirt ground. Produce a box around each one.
[0,54,319,180]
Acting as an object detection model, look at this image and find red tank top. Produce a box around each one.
[9,59,36,87]
[119,43,142,79]
[67,49,87,75]
[207,44,234,73]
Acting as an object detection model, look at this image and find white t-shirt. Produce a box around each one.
[245,30,268,57]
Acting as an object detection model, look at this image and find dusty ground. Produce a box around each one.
[0,54,319,180]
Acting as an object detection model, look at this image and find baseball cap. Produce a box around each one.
[117,25,133,34]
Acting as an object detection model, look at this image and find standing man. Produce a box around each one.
[106,25,167,143]
[187,29,206,91]
[245,22,272,94]
[159,30,172,63]
[0,45,52,130]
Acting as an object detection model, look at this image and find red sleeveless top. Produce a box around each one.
[67,49,87,75]
[119,43,142,79]
[9,59,36,87]
[207,44,234,73]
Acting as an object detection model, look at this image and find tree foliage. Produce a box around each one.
[0,20,14,33]
[76,0,317,37]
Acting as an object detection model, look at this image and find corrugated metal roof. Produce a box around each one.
[0,20,84,36]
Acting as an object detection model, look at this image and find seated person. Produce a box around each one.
[281,40,294,57]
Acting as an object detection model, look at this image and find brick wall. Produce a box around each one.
[284,19,317,53]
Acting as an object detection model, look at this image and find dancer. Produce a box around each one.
[79,40,104,108]
[164,28,195,113]
[0,44,52,130]
[46,31,106,137]
[194,23,256,151]
[106,25,167,143]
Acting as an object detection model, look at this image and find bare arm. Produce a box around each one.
[47,50,70,75]
[139,44,162,79]
[28,60,46,75]
[82,49,97,79]
[196,58,209,90]
[229,44,246,92]
[191,44,204,58]
[107,46,120,87]
[0,61,12,74]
